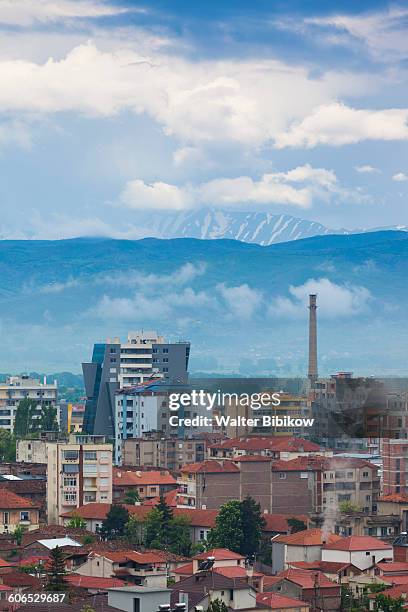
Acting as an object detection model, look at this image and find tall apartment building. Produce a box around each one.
[382,438,408,496]
[46,434,113,523]
[82,331,190,437]
[0,375,58,432]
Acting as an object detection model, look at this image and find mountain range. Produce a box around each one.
[0,231,407,375]
[137,207,408,245]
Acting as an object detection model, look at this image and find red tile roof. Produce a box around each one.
[193,548,244,561]
[256,592,310,609]
[379,494,408,503]
[1,571,42,588]
[113,468,176,486]
[174,562,193,575]
[381,575,408,586]
[279,569,337,589]
[0,489,37,509]
[289,561,355,573]
[376,562,408,574]
[66,575,127,589]
[273,529,342,547]
[142,489,178,507]
[323,536,392,551]
[263,514,309,533]
[180,460,240,474]
[262,575,284,588]
[99,550,166,564]
[214,566,263,579]
[209,436,322,453]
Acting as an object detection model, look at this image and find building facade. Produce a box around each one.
[122,435,206,471]
[46,434,113,523]
[82,331,190,437]
[0,375,58,432]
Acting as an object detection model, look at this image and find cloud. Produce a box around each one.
[355,165,379,174]
[0,119,32,150]
[118,164,355,211]
[393,172,408,182]
[0,0,130,26]
[269,278,371,318]
[216,283,262,319]
[305,7,408,61]
[274,103,408,148]
[119,179,191,211]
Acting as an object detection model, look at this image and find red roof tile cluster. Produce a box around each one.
[142,489,178,507]
[209,436,322,453]
[272,454,377,472]
[0,489,37,509]
[289,561,355,573]
[376,562,408,573]
[180,460,240,474]
[323,536,392,551]
[65,574,126,589]
[99,550,166,564]
[193,548,245,561]
[113,468,176,486]
[263,514,309,533]
[378,494,408,503]
[256,592,310,610]
[273,528,342,547]
[279,568,337,589]
[214,566,263,579]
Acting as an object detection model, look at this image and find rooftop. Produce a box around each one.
[256,592,310,610]
[193,548,245,561]
[113,468,176,486]
[0,488,37,509]
[180,460,240,474]
[323,535,392,551]
[273,528,342,547]
[279,568,338,589]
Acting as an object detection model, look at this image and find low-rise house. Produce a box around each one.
[174,548,249,584]
[377,494,408,530]
[0,489,40,533]
[65,574,127,593]
[208,436,329,461]
[271,529,343,574]
[287,561,362,584]
[322,535,393,570]
[334,512,400,539]
[374,561,408,578]
[113,468,177,502]
[269,569,341,612]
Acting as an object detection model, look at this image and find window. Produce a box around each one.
[362,471,369,478]
[64,493,77,503]
[64,477,77,487]
[83,464,97,474]
[20,511,30,522]
[279,473,286,480]
[84,451,97,460]
[63,450,79,461]
[3,512,9,524]
[163,348,169,354]
[163,368,168,373]
[100,478,109,486]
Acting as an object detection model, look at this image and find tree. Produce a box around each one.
[208,599,228,612]
[168,515,192,556]
[124,514,143,547]
[46,546,68,592]
[240,496,266,557]
[208,500,243,553]
[80,605,96,612]
[14,399,37,438]
[100,505,129,540]
[123,489,140,505]
[13,524,25,546]
[38,404,58,432]
[0,430,16,462]
[157,493,173,528]
[144,508,164,549]
[67,514,87,530]
[287,517,307,533]
[339,500,362,513]
[374,593,405,611]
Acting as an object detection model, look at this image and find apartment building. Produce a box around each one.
[208,436,330,460]
[122,435,206,471]
[382,438,408,496]
[112,468,177,502]
[322,457,380,514]
[46,434,113,524]
[0,375,58,432]
[82,331,190,437]
[17,431,68,463]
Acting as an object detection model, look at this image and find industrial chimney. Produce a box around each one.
[308,294,318,385]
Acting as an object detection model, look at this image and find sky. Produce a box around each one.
[1,0,408,237]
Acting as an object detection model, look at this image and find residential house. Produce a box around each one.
[322,536,393,570]
[271,529,343,574]
[0,489,39,533]
[269,569,341,612]
[113,468,177,502]
[256,592,311,612]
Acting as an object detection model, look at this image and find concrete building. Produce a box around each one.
[16,431,68,463]
[382,438,408,496]
[0,375,58,432]
[321,536,393,571]
[46,434,113,524]
[82,331,190,437]
[112,468,177,503]
[208,436,330,461]
[108,586,171,612]
[271,529,343,574]
[122,435,206,471]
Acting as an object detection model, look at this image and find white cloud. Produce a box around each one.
[119,179,191,211]
[355,165,379,174]
[0,0,130,26]
[305,7,408,61]
[269,278,371,318]
[274,103,408,149]
[393,172,408,182]
[216,283,262,319]
[118,164,352,211]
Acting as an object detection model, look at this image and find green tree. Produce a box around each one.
[339,500,362,513]
[208,599,228,612]
[157,493,173,528]
[100,505,129,540]
[287,517,307,533]
[168,515,192,556]
[14,399,37,437]
[38,404,58,432]
[240,496,266,557]
[208,500,243,553]
[80,606,96,612]
[0,430,16,461]
[13,524,25,546]
[144,508,164,548]
[67,514,87,530]
[124,514,143,547]
[46,546,68,592]
[123,489,140,505]
[374,593,405,611]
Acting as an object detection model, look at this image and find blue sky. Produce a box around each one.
[1,0,408,237]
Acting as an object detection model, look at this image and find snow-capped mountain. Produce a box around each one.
[139,208,408,246]
[141,208,341,245]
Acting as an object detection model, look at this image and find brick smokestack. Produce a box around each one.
[308,294,318,384]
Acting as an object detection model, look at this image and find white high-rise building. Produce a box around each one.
[0,375,58,432]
